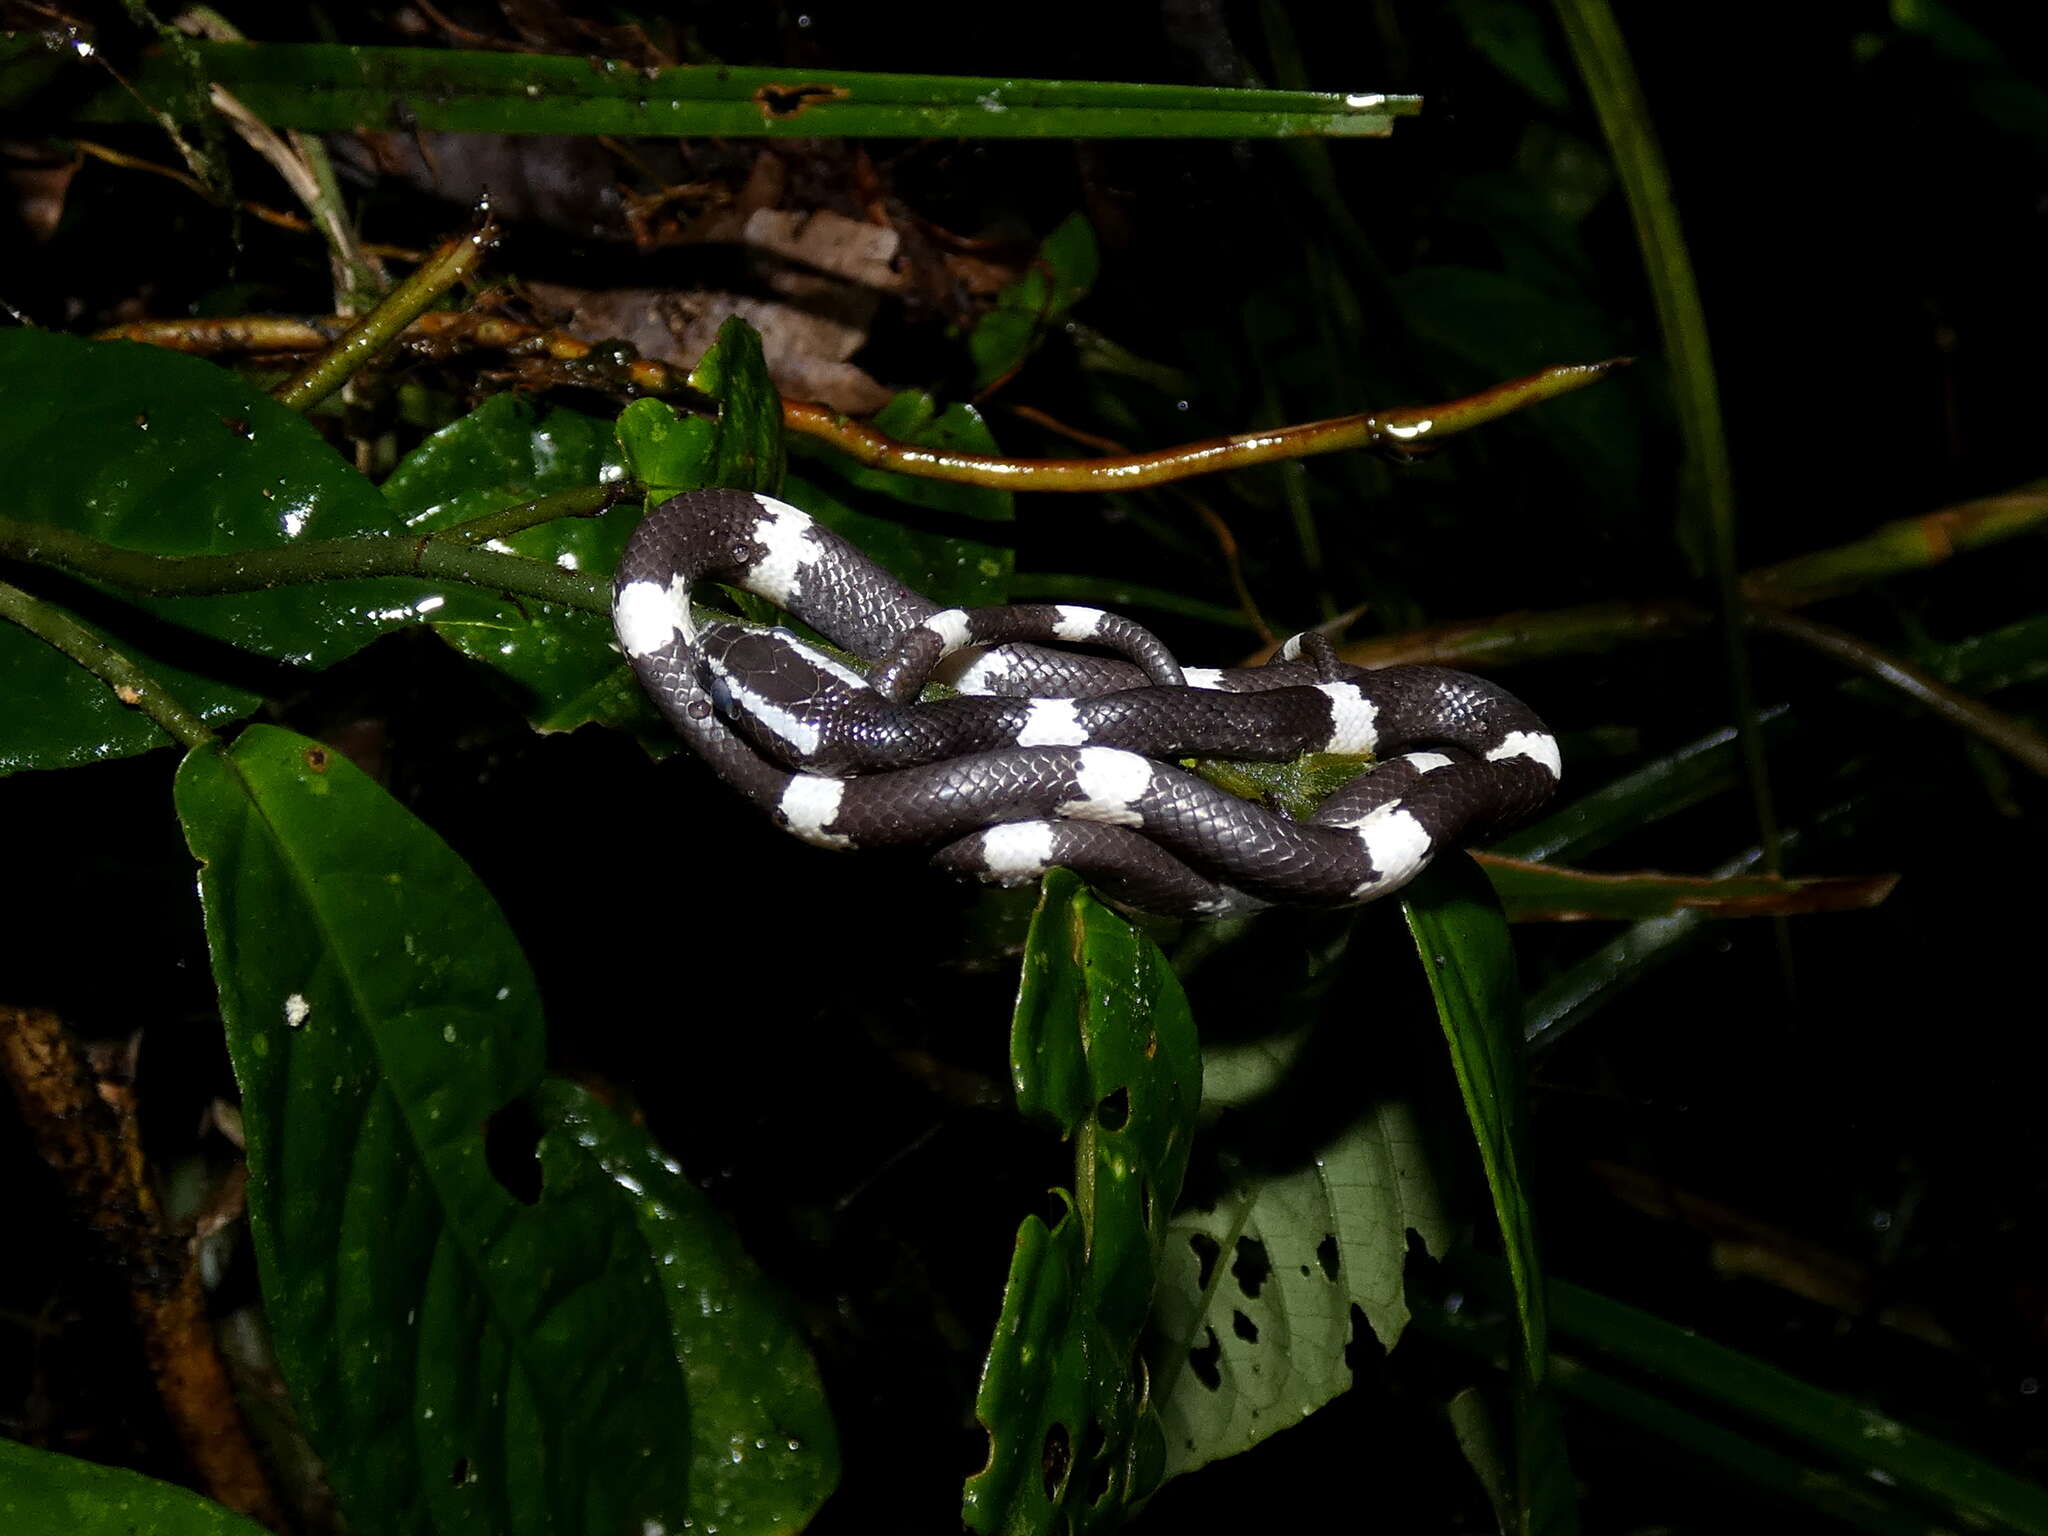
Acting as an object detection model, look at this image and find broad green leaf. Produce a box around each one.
[964,871,1201,1534]
[1402,855,1574,1534]
[1150,1029,1449,1483]
[0,1438,271,1535]
[529,1079,839,1536]
[176,724,834,1535]
[971,214,1101,389]
[379,394,657,736]
[73,43,1419,139]
[0,330,413,773]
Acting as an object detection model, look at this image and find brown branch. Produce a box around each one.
[95,314,1623,494]
[0,1005,287,1530]
[782,360,1626,490]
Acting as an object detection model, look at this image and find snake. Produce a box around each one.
[613,489,1561,918]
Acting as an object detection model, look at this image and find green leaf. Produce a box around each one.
[378,394,658,737]
[616,398,715,507]
[528,1079,840,1536]
[1402,855,1575,1534]
[0,1438,272,1535]
[175,724,834,1535]
[789,390,1014,608]
[1150,1029,1449,1483]
[74,43,1420,140]
[691,317,788,495]
[971,213,1101,389]
[964,871,1201,1534]
[0,331,410,774]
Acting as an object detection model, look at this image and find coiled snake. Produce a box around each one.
[614,490,1559,917]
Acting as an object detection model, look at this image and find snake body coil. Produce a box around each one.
[614,489,1560,917]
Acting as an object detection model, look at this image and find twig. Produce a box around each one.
[1750,606,2048,780]
[0,1005,288,1529]
[437,483,629,545]
[99,316,1622,496]
[273,223,500,413]
[0,578,214,750]
[781,361,1625,491]
[0,522,605,615]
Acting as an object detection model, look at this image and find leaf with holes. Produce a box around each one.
[963,870,1200,1534]
[0,330,419,774]
[0,1437,274,1534]
[175,724,835,1535]
[1148,1027,1450,1483]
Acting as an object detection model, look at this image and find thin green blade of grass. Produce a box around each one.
[1550,0,1781,879]
[70,42,1421,139]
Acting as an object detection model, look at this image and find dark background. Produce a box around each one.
[4,2,2047,1530]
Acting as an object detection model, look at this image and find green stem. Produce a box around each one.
[439,483,627,545]
[0,578,214,750]
[273,223,497,412]
[1552,0,1782,876]
[0,521,607,615]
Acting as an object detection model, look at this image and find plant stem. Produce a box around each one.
[103,314,1624,496]
[438,483,627,544]
[0,522,607,615]
[273,221,498,412]
[0,578,214,750]
[781,360,1625,490]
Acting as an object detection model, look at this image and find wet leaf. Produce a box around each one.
[528,1079,839,1536]
[964,870,1200,1533]
[379,394,659,736]
[0,1437,272,1535]
[175,724,835,1535]
[0,330,413,773]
